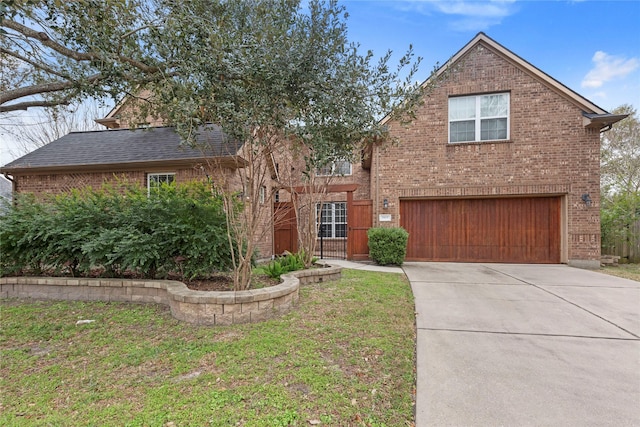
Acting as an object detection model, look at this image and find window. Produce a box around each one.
[147,173,175,195]
[316,160,352,176]
[259,186,266,204]
[316,202,347,238]
[449,93,509,143]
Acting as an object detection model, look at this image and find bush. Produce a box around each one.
[0,181,233,280]
[367,227,409,266]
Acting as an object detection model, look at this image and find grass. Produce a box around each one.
[0,269,416,426]
[600,263,640,281]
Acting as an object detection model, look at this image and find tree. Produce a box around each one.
[601,104,640,194]
[3,0,426,289]
[144,0,424,286]
[0,0,167,113]
[600,105,640,260]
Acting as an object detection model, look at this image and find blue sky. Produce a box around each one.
[342,0,640,112]
[1,0,639,166]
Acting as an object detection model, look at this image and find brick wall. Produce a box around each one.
[374,42,601,264]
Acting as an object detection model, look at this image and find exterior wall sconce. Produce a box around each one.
[383,198,389,209]
[581,193,592,207]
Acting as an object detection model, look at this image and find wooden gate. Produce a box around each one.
[348,199,373,260]
[274,198,373,260]
[273,202,298,255]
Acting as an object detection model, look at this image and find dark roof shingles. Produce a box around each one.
[1,125,242,170]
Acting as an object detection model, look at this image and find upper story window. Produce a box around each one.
[259,185,267,204]
[316,160,352,176]
[147,173,175,196]
[449,93,510,143]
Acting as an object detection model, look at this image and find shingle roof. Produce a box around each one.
[1,125,243,172]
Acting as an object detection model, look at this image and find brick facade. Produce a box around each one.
[372,40,602,265]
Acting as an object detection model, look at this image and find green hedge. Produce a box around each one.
[367,227,409,266]
[0,181,234,280]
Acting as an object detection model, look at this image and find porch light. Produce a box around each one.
[383,198,389,209]
[581,193,592,207]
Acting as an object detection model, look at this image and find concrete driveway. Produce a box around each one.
[405,262,640,427]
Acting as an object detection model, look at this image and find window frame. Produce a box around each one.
[316,160,353,177]
[316,201,347,239]
[259,185,266,204]
[147,172,175,196]
[448,92,510,144]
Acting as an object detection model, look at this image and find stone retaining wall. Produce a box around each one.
[0,266,342,325]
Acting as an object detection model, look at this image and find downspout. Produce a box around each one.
[4,172,18,205]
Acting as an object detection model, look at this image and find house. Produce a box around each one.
[367,32,625,268]
[1,33,626,267]
[0,125,276,258]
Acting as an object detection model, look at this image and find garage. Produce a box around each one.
[400,197,561,263]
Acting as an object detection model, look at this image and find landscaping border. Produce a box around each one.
[0,266,342,325]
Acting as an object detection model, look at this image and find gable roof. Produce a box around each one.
[1,125,244,174]
[382,32,625,129]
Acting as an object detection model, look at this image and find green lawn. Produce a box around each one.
[600,263,640,282]
[0,269,416,427]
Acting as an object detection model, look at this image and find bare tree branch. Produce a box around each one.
[0,98,73,113]
[0,73,103,107]
[2,19,99,62]
[4,18,160,73]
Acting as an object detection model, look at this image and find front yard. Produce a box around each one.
[0,269,416,426]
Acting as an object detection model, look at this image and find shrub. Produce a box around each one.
[0,181,233,280]
[264,251,306,279]
[367,227,409,266]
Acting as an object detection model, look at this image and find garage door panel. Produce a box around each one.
[400,197,561,263]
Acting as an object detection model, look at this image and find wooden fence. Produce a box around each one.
[602,219,640,262]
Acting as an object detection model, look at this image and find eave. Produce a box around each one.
[582,113,629,130]
[0,155,248,176]
[94,117,121,129]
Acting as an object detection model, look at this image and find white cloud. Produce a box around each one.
[581,51,639,88]
[399,0,518,31]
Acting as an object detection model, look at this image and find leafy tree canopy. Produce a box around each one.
[1,0,424,166]
[1,0,166,113]
[601,104,640,194]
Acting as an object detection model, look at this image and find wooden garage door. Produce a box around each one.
[400,197,561,263]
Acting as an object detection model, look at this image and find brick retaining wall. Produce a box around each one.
[0,266,342,325]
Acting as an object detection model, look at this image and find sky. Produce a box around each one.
[1,0,639,167]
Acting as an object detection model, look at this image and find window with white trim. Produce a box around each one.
[316,160,352,176]
[449,93,509,143]
[259,186,266,204]
[316,202,347,238]
[147,173,175,195]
